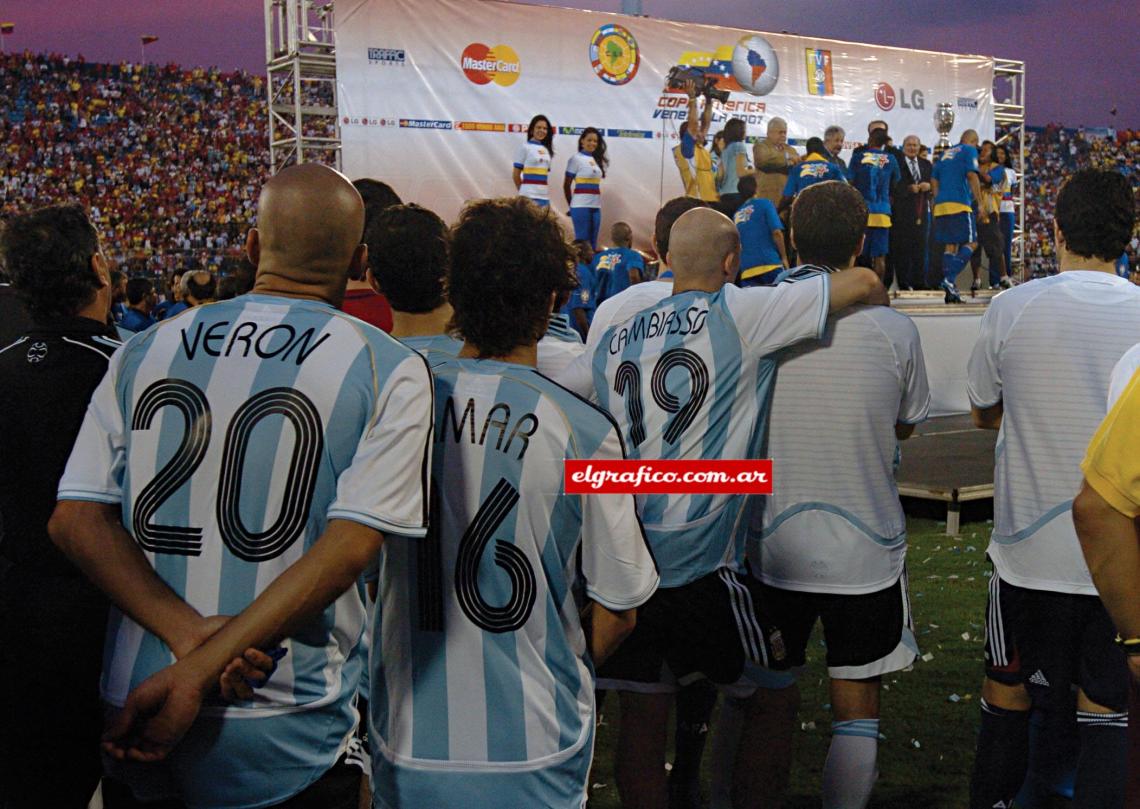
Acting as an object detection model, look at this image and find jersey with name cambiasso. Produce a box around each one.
[968,272,1140,594]
[369,356,657,804]
[58,294,433,714]
[750,269,930,593]
[591,277,830,587]
[932,143,980,217]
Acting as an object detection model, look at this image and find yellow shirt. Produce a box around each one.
[1081,367,1140,517]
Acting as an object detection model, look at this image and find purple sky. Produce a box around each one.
[2,0,1135,126]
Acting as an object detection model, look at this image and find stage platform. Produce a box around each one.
[896,414,995,536]
[891,288,995,416]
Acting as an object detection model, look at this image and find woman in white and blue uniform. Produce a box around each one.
[513,114,554,207]
[562,127,608,249]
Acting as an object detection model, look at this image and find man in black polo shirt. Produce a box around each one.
[0,205,120,808]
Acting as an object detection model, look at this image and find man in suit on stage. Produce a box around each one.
[892,134,933,290]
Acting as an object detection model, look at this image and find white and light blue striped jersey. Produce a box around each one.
[750,284,930,594]
[370,357,657,806]
[554,279,674,399]
[58,294,433,806]
[591,278,830,587]
[968,272,1140,594]
[401,333,463,356]
[546,313,584,344]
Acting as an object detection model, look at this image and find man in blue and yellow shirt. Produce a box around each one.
[850,128,901,282]
[778,137,848,215]
[931,130,987,303]
[735,180,788,286]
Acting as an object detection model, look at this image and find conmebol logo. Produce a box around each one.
[461,43,521,86]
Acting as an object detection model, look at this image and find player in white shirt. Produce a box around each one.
[1107,342,1140,409]
[49,165,435,809]
[364,202,462,356]
[512,114,555,207]
[720,181,931,809]
[586,206,887,808]
[368,197,657,808]
[967,169,1140,809]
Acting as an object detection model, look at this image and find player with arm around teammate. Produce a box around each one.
[587,206,887,809]
[368,197,658,809]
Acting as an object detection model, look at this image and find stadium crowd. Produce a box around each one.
[2,50,1140,809]
[0,52,267,277]
[2,52,1140,288]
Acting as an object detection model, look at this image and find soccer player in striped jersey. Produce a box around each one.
[588,206,887,808]
[732,182,929,809]
[364,202,462,356]
[967,169,1140,809]
[368,197,658,809]
[49,164,434,809]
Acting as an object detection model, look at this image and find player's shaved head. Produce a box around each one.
[961,129,979,146]
[248,163,366,304]
[667,207,740,289]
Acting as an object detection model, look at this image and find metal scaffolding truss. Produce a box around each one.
[993,58,1027,275]
[264,0,341,173]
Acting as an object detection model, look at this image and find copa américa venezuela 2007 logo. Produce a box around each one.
[461,43,521,86]
[589,24,640,86]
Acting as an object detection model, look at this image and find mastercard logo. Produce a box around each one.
[461,43,521,86]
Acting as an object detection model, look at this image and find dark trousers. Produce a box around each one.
[892,218,928,289]
[0,560,109,809]
[970,216,1007,285]
[102,758,362,809]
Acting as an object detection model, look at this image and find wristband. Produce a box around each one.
[1114,635,1140,656]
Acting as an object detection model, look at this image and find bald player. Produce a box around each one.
[588,207,887,809]
[50,164,435,809]
[931,129,987,304]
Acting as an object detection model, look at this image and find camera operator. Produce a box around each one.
[672,79,719,202]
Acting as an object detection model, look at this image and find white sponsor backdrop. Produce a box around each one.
[336,0,994,249]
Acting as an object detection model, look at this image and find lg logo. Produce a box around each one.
[875,82,925,111]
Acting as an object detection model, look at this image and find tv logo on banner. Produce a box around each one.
[805,48,833,96]
[367,47,405,65]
